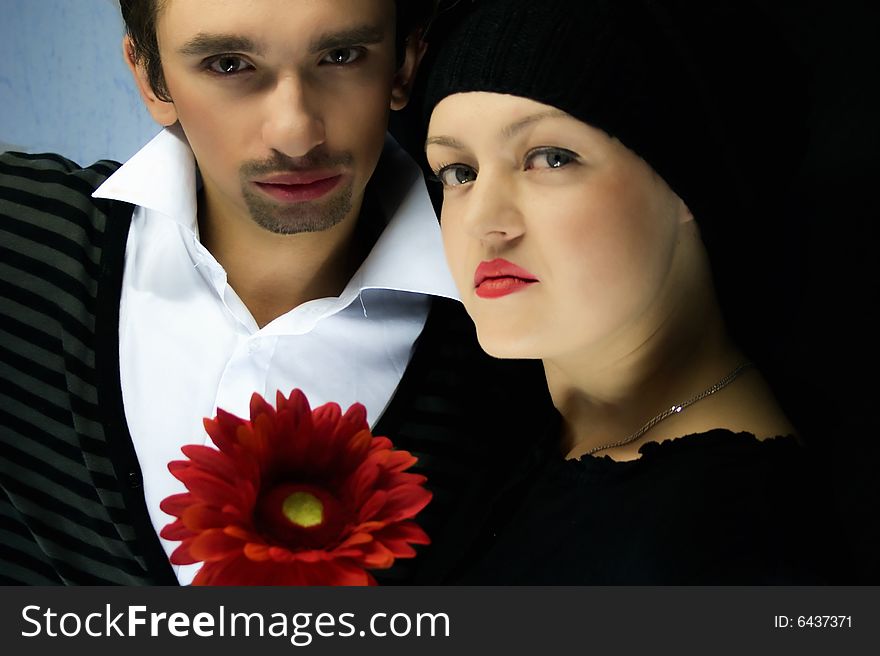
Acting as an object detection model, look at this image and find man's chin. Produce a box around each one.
[243,185,354,235]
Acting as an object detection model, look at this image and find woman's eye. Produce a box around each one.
[525,147,579,170]
[322,48,363,65]
[436,164,478,187]
[207,56,253,75]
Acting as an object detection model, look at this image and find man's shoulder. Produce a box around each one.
[0,150,122,199]
[0,151,134,281]
[0,151,131,240]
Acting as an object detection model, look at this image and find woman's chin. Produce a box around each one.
[476,332,543,361]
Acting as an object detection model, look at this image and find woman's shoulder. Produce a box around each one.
[466,429,848,584]
[556,429,808,482]
[638,429,804,465]
[546,429,838,553]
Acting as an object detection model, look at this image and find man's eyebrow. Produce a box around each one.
[177,33,262,57]
[501,109,569,138]
[309,25,386,53]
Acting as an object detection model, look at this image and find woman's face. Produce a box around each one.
[426,92,693,361]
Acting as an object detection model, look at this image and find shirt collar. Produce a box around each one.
[92,125,458,302]
[93,123,197,228]
[353,134,458,300]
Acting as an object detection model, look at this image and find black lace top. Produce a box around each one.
[455,425,848,584]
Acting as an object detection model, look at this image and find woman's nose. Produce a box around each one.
[457,173,526,246]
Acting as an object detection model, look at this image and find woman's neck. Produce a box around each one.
[544,281,772,460]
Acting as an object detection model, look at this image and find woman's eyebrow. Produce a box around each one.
[425,109,570,150]
[424,135,467,150]
[500,109,569,138]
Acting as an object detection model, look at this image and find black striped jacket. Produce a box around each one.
[0,151,552,585]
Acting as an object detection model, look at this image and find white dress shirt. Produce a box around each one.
[93,125,458,584]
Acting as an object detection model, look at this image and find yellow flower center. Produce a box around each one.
[282,491,324,528]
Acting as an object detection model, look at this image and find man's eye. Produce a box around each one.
[436,164,478,187]
[207,56,253,75]
[524,147,579,170]
[322,48,364,65]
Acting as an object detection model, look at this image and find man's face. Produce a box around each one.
[141,0,413,234]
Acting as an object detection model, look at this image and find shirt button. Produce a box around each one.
[248,338,261,353]
[127,471,142,489]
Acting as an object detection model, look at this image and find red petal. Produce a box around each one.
[241,414,273,469]
[181,504,237,531]
[249,392,276,422]
[373,521,431,556]
[369,436,393,453]
[312,402,343,434]
[243,542,272,562]
[348,521,386,534]
[160,518,193,541]
[266,562,313,586]
[324,559,373,586]
[341,429,373,471]
[274,392,315,463]
[335,531,374,550]
[188,528,246,562]
[286,549,326,564]
[306,403,348,473]
[224,524,262,542]
[195,557,371,586]
[381,470,428,490]
[381,448,420,473]
[167,459,190,476]
[169,542,199,566]
[265,546,304,563]
[345,459,381,507]
[286,559,371,586]
[174,467,252,511]
[342,402,368,430]
[180,444,242,482]
[356,540,395,569]
[278,389,312,416]
[193,555,269,586]
[358,489,388,522]
[159,492,194,517]
[204,410,247,454]
[378,486,433,523]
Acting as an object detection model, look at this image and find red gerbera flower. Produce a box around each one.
[159,390,432,585]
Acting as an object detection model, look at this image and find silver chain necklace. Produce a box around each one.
[585,362,755,456]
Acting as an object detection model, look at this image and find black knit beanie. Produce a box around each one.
[422,0,807,237]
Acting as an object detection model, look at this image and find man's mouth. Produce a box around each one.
[252,171,344,202]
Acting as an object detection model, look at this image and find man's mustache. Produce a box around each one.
[240,149,354,176]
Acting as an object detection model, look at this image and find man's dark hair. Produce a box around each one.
[120,0,437,102]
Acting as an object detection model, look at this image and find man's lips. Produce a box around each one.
[473,258,539,299]
[252,171,343,202]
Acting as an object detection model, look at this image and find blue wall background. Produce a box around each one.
[0,0,160,164]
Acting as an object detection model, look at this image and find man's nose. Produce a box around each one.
[261,75,326,158]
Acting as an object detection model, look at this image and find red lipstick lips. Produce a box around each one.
[253,171,343,202]
[474,258,539,299]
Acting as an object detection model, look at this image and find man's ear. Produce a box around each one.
[123,36,178,126]
[390,33,428,111]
